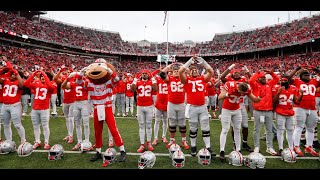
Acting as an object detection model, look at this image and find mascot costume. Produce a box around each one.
[76,58,127,162]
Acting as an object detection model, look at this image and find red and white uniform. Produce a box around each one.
[293,78,319,110]
[222,81,250,110]
[184,76,206,106]
[155,77,168,111]
[24,80,55,110]
[274,85,298,116]
[136,79,154,107]
[2,79,23,104]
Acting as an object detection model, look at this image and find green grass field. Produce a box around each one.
[0,106,319,169]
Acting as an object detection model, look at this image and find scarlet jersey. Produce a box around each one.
[293,78,319,110]
[184,76,206,106]
[70,80,88,101]
[25,81,55,110]
[274,85,298,116]
[0,84,3,103]
[112,86,117,95]
[1,78,23,104]
[206,81,216,96]
[135,79,154,106]
[218,83,224,95]
[63,81,76,104]
[272,84,281,96]
[222,81,250,110]
[155,77,168,111]
[125,80,134,97]
[167,76,185,104]
[30,79,41,95]
[51,80,57,94]
[315,91,320,97]
[116,80,126,94]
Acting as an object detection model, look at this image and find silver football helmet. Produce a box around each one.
[0,140,16,154]
[172,149,185,168]
[281,148,297,163]
[138,151,156,169]
[169,143,181,158]
[197,148,211,165]
[244,152,266,169]
[80,141,92,153]
[103,148,117,167]
[228,151,244,166]
[17,142,33,157]
[48,144,64,161]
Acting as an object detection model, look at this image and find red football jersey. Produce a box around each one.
[167,76,185,104]
[63,81,76,104]
[184,76,206,106]
[136,79,154,106]
[26,81,55,110]
[155,77,168,111]
[70,80,88,101]
[274,85,298,116]
[293,78,319,110]
[125,80,134,97]
[2,79,23,104]
[222,81,250,110]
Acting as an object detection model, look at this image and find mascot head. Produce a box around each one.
[85,58,116,84]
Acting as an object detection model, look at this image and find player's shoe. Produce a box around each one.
[44,143,50,150]
[119,151,127,162]
[162,137,168,144]
[166,140,175,149]
[72,143,81,151]
[63,135,69,141]
[152,139,158,146]
[219,151,226,162]
[33,142,41,149]
[67,136,74,144]
[108,140,114,147]
[146,141,154,151]
[266,147,277,156]
[181,140,190,150]
[242,142,253,152]
[137,144,145,153]
[90,152,102,162]
[294,146,304,157]
[305,146,319,157]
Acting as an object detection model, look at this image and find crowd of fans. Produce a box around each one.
[1,11,320,55]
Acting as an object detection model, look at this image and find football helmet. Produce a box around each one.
[228,151,244,166]
[244,152,266,169]
[102,148,117,167]
[281,148,297,163]
[197,148,211,165]
[138,151,156,169]
[172,149,185,168]
[48,144,64,161]
[169,143,181,158]
[0,140,16,154]
[17,142,33,157]
[80,141,92,153]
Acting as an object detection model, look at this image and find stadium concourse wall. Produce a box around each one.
[0,27,320,63]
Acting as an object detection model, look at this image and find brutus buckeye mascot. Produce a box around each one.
[76,58,127,162]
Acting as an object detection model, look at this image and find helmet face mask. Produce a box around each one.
[17,142,33,157]
[48,144,64,161]
[169,144,181,158]
[281,148,296,163]
[172,150,185,168]
[197,148,211,165]
[0,140,16,154]
[138,151,156,169]
[228,151,244,166]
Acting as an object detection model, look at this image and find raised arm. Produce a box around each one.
[220,63,235,83]
[179,57,195,84]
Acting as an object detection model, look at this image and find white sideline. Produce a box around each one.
[33,150,319,160]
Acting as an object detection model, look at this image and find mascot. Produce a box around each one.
[76,58,127,162]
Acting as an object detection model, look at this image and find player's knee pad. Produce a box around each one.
[202,130,210,137]
[169,126,176,133]
[221,128,229,135]
[179,126,187,133]
[189,129,198,139]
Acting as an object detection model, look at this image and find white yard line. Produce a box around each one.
[33,150,319,160]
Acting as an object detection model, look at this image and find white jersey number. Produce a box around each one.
[35,87,48,100]
[189,80,204,92]
[279,94,294,105]
[127,83,132,90]
[170,81,184,93]
[3,85,18,97]
[76,86,83,97]
[228,95,242,104]
[300,84,316,96]
[138,85,152,97]
[158,83,168,94]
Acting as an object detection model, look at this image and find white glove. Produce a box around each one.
[101,64,113,74]
[68,72,77,78]
[132,78,138,85]
[216,69,220,76]
[80,67,88,75]
[243,65,249,72]
[228,63,235,70]
[1,61,6,66]
[197,57,211,69]
[196,57,204,65]
[151,77,157,84]
[182,57,195,69]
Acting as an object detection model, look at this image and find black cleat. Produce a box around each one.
[300,139,306,146]
[191,146,197,157]
[277,149,283,156]
[219,151,226,162]
[90,152,102,162]
[119,151,127,162]
[313,140,320,149]
[242,142,253,152]
[206,147,216,157]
